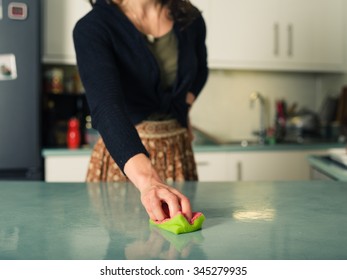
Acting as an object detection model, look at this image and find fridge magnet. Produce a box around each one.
[0,54,17,80]
[8,2,27,20]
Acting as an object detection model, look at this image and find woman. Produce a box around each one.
[73,0,208,222]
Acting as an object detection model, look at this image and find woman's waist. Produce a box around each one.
[136,119,186,137]
[128,108,188,130]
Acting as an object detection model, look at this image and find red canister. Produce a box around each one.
[67,118,81,149]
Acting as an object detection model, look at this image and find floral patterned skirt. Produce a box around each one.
[86,119,198,182]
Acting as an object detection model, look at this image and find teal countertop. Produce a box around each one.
[308,155,347,181]
[192,142,345,153]
[1,181,347,260]
[42,142,346,156]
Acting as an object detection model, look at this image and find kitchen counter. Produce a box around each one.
[192,141,345,153]
[1,181,347,260]
[307,155,347,181]
[42,142,346,157]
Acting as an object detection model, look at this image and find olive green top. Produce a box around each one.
[146,28,178,91]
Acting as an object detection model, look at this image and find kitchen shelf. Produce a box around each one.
[42,93,90,148]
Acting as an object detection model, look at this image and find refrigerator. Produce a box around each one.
[0,0,42,180]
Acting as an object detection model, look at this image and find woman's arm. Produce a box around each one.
[188,14,209,98]
[73,19,149,171]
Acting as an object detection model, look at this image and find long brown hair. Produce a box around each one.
[88,0,201,27]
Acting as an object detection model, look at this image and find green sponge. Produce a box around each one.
[149,212,205,235]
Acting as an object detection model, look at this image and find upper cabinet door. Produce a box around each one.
[308,0,345,70]
[278,0,345,71]
[42,0,92,64]
[192,0,345,72]
[202,0,281,69]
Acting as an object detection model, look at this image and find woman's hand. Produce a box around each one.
[124,154,192,222]
[140,183,192,221]
[186,91,196,106]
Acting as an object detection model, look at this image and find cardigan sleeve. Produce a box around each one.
[73,18,149,172]
[189,14,209,98]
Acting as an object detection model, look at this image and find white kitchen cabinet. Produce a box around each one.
[45,150,230,182]
[43,148,328,182]
[45,151,231,182]
[44,154,90,182]
[227,149,328,181]
[42,0,92,64]
[306,0,345,68]
[192,0,345,72]
[278,0,345,70]
[194,149,328,182]
[195,152,231,181]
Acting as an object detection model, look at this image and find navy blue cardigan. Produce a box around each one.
[73,0,208,171]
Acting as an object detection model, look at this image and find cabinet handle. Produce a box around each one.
[287,24,293,57]
[237,161,242,181]
[273,23,280,56]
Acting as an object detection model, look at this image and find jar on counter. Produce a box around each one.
[84,115,99,147]
[44,67,64,94]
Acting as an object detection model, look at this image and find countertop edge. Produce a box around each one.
[307,155,347,181]
[42,143,346,157]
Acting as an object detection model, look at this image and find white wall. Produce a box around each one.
[191,70,346,142]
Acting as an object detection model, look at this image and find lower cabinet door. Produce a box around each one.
[45,155,90,182]
[228,150,327,181]
[194,152,233,181]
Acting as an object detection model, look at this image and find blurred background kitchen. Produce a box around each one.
[1,0,347,182]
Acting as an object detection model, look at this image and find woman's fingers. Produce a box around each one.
[170,188,192,220]
[178,194,192,221]
[141,184,191,222]
[152,189,181,221]
[150,196,167,221]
